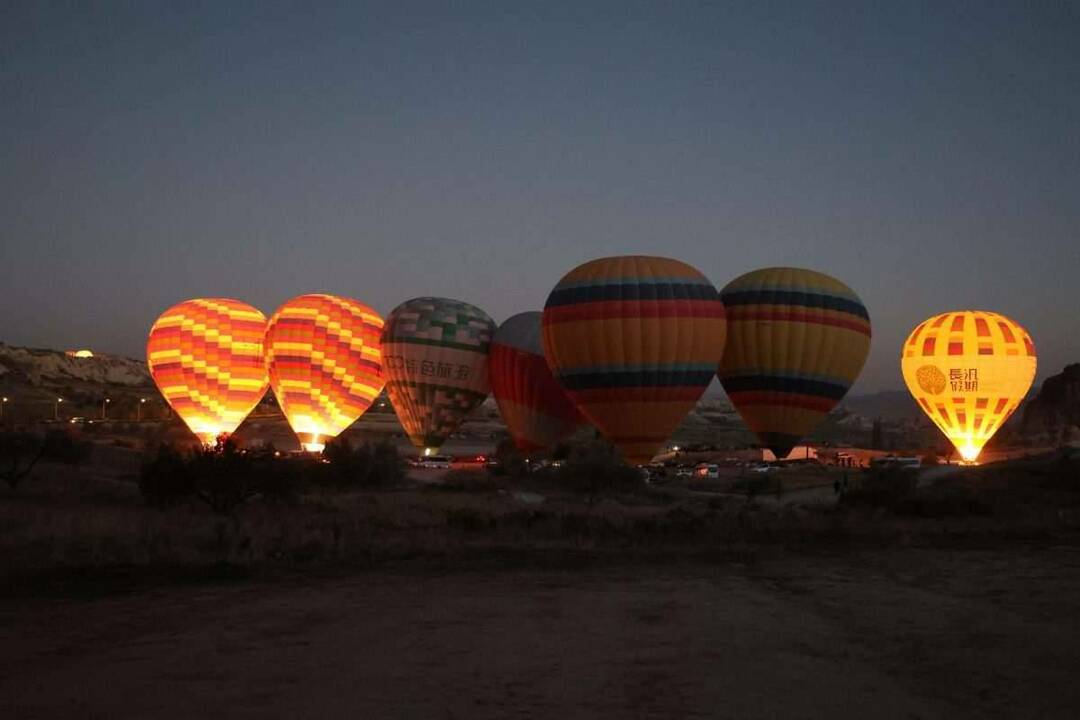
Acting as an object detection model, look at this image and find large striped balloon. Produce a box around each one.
[264,294,386,452]
[147,298,269,445]
[718,267,871,460]
[382,297,495,453]
[542,256,727,465]
[490,312,584,453]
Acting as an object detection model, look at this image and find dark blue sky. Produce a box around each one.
[2,1,1077,392]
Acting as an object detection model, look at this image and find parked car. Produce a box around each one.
[418,454,452,469]
[451,454,487,469]
[675,466,694,479]
[694,463,720,480]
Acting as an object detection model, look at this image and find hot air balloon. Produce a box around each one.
[146,298,269,445]
[542,256,727,465]
[264,294,386,452]
[489,312,584,453]
[382,297,495,454]
[718,267,871,460]
[901,311,1036,463]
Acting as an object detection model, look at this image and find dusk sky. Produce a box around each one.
[2,1,1077,393]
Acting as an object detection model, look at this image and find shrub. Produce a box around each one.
[139,443,196,507]
[893,483,991,517]
[439,469,501,493]
[41,430,92,466]
[551,440,644,502]
[0,430,45,490]
[139,437,407,511]
[140,438,293,513]
[840,465,918,509]
[492,437,526,476]
[321,437,405,488]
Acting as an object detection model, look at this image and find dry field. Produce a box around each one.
[3,548,1080,719]
[3,447,1080,718]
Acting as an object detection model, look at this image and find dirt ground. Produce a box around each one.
[3,547,1080,719]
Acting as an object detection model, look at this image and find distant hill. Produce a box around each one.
[0,344,149,388]
[1022,364,1080,444]
[837,390,922,422]
[0,343,153,420]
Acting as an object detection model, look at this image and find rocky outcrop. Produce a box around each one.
[1022,364,1080,444]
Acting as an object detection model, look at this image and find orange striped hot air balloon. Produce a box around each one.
[901,311,1036,463]
[147,298,269,445]
[264,294,386,452]
[542,256,727,465]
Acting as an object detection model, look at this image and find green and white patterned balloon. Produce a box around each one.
[381,297,495,452]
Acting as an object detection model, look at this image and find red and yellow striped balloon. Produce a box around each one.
[265,294,386,452]
[147,298,269,445]
[489,312,584,453]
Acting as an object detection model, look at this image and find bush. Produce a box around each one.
[0,429,90,490]
[0,430,45,490]
[41,430,92,466]
[840,466,918,509]
[893,483,991,517]
[139,443,195,507]
[140,438,296,513]
[551,440,644,502]
[321,437,405,488]
[139,437,406,512]
[492,438,526,476]
[438,469,501,493]
[732,475,774,497]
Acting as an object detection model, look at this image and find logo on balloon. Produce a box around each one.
[916,365,947,395]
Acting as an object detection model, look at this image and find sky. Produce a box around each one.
[1,1,1078,393]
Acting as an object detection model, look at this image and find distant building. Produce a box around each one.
[762,446,818,462]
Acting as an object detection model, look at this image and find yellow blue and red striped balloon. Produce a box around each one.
[146,298,269,445]
[718,267,871,460]
[265,294,386,452]
[542,256,727,465]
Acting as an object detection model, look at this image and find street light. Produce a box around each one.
[102,397,111,420]
[55,397,63,421]
[1,396,8,421]
[138,397,146,422]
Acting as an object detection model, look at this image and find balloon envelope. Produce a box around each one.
[264,294,386,452]
[489,312,583,453]
[542,256,727,465]
[901,310,1036,463]
[718,267,871,460]
[382,297,495,453]
[146,298,269,445]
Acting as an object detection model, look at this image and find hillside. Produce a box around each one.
[1022,364,1080,445]
[837,390,922,423]
[0,343,154,421]
[0,344,150,388]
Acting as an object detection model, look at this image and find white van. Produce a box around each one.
[418,454,452,469]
